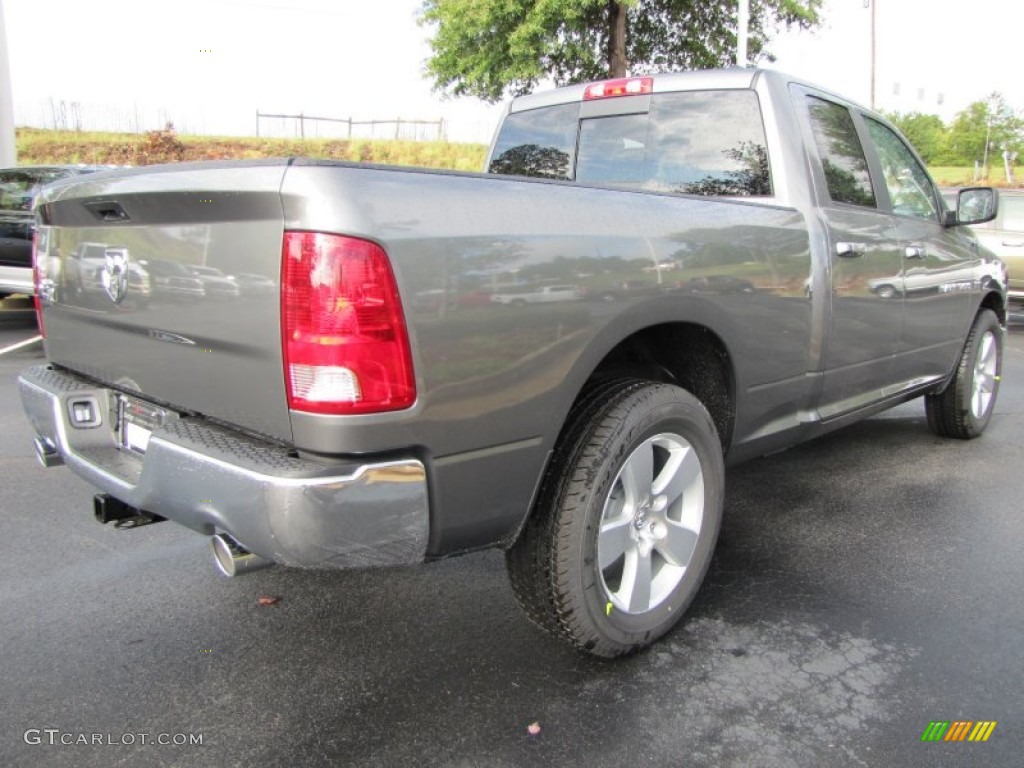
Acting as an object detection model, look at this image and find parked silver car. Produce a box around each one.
[973,190,1024,318]
[942,187,1024,320]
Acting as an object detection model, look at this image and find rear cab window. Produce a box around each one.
[488,90,772,197]
[488,103,579,180]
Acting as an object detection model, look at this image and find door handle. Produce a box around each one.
[905,246,926,259]
[836,242,866,257]
[1002,240,1024,247]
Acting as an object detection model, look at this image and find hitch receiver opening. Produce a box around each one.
[93,494,165,528]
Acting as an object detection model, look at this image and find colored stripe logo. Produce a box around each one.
[921,721,997,742]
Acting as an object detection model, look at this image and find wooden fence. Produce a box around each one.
[256,111,447,141]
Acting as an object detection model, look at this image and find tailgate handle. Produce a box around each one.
[83,201,130,222]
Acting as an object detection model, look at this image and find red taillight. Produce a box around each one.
[281,232,415,415]
[32,230,45,338]
[583,77,653,100]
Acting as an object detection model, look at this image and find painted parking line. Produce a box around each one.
[0,335,42,356]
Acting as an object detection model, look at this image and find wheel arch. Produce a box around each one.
[506,316,738,550]
[580,322,737,452]
[978,288,1006,327]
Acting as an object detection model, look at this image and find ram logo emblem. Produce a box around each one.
[102,248,130,304]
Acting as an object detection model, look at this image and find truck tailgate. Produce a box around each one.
[35,161,291,442]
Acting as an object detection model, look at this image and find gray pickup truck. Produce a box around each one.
[19,69,1007,657]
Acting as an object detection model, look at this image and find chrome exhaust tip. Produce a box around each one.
[34,437,63,468]
[210,533,271,577]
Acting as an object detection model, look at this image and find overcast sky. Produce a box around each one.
[3,0,1022,144]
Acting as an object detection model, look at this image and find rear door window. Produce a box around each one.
[805,96,876,208]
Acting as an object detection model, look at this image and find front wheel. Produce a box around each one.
[506,379,724,658]
[925,308,1003,439]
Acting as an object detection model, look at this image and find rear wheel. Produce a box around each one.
[925,308,1002,439]
[506,379,723,657]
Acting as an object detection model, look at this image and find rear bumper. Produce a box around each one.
[18,365,429,569]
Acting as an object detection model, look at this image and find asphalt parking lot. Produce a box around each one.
[0,306,1022,768]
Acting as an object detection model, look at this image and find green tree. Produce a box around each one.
[421,0,822,102]
[884,112,946,165]
[943,93,1023,167]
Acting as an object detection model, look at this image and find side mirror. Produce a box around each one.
[951,187,998,226]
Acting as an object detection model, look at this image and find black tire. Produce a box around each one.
[925,308,1003,439]
[506,378,724,658]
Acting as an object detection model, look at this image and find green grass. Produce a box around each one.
[928,165,1020,187]
[14,127,489,171]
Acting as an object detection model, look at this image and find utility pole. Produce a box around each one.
[737,0,749,67]
[0,0,16,165]
[868,0,877,109]
[982,116,991,181]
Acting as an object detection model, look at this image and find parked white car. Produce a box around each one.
[490,284,585,306]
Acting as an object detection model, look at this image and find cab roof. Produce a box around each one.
[508,68,763,113]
